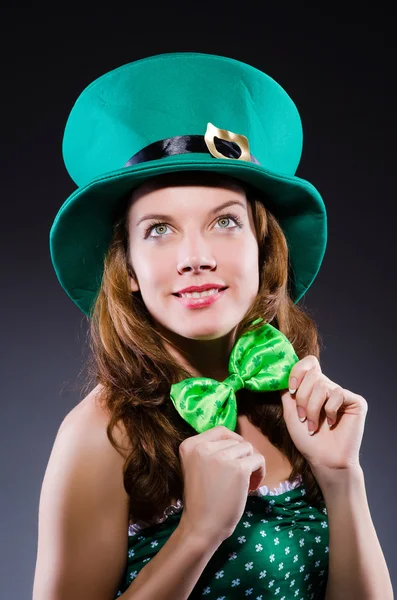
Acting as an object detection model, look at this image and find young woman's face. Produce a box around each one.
[126,177,260,341]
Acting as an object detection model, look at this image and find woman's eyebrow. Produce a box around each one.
[135,199,246,227]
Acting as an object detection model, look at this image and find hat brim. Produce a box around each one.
[49,153,327,317]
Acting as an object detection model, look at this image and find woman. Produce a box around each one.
[33,52,393,599]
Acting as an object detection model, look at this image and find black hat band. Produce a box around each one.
[123,134,260,168]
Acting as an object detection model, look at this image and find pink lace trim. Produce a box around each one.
[128,474,303,536]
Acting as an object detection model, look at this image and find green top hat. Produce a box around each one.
[49,51,327,318]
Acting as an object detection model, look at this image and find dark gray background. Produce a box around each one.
[1,3,396,597]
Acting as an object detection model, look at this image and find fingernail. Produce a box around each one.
[297,406,306,422]
[307,420,316,435]
[327,417,334,427]
[289,377,297,394]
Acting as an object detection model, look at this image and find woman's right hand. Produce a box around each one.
[178,425,266,545]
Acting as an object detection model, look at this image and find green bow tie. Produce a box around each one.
[170,319,299,434]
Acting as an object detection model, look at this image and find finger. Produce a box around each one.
[294,367,323,422]
[189,425,243,448]
[323,386,345,428]
[304,379,334,435]
[338,391,368,414]
[289,355,321,394]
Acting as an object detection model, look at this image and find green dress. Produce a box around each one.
[114,475,329,599]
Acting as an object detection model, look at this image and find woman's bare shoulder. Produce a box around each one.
[64,383,132,458]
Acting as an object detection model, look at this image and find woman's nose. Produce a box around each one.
[176,226,218,273]
[177,255,217,273]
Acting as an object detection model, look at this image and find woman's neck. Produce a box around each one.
[159,325,238,381]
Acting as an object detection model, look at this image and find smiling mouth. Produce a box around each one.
[173,287,228,298]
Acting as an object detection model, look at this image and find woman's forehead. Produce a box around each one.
[130,171,247,198]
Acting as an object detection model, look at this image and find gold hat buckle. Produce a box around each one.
[204,122,251,162]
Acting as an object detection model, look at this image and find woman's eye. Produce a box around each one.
[150,223,170,237]
[214,216,240,230]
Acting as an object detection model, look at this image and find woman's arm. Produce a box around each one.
[312,465,394,600]
[120,517,222,599]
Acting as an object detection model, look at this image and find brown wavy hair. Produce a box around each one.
[80,170,326,525]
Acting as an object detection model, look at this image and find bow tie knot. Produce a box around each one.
[170,319,299,434]
[224,372,246,393]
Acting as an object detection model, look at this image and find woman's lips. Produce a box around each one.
[173,288,227,309]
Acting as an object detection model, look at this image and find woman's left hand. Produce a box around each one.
[280,355,368,474]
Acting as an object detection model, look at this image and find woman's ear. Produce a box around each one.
[127,261,140,292]
[130,276,139,293]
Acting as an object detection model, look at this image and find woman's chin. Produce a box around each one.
[174,320,236,341]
